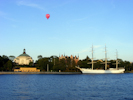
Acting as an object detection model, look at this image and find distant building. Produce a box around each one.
[14,67,40,72]
[14,49,33,65]
[59,54,79,64]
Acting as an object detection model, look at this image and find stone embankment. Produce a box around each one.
[0,72,81,75]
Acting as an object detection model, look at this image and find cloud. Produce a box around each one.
[94,45,101,48]
[17,1,46,11]
[75,48,89,54]
[75,45,102,54]
[0,10,16,22]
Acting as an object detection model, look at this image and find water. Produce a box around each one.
[0,74,133,100]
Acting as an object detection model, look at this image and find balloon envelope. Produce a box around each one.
[46,14,50,19]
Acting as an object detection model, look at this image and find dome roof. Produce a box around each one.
[18,49,30,57]
[14,49,33,65]
[19,53,30,57]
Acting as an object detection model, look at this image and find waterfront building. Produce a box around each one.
[14,67,40,72]
[59,54,79,64]
[14,49,33,65]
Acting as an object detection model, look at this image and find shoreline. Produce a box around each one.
[124,71,133,73]
[0,71,133,75]
[0,72,82,75]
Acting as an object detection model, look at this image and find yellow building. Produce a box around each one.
[14,67,40,72]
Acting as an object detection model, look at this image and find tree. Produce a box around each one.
[0,56,3,70]
[50,55,58,66]
[0,55,13,71]
[2,55,9,63]
[94,61,103,69]
[53,59,66,72]
[36,57,54,71]
[9,55,15,61]
[86,56,91,62]
[29,61,33,67]
[37,58,47,71]
[131,63,133,71]
[78,59,89,68]
[4,60,13,71]
[38,55,42,60]
[66,58,71,67]
[124,61,131,71]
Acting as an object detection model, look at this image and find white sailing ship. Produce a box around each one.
[76,45,125,74]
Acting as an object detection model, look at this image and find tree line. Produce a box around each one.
[0,55,133,72]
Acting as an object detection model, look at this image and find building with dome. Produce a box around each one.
[14,49,33,65]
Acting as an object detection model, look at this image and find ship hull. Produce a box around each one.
[78,68,125,74]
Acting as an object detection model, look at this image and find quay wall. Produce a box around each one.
[0,72,81,75]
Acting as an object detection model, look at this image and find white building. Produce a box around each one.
[14,49,33,65]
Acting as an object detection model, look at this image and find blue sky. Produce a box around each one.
[0,0,133,62]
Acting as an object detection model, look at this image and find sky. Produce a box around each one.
[0,0,133,62]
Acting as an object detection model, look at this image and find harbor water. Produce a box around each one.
[0,73,133,100]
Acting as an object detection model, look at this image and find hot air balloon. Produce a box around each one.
[46,14,50,19]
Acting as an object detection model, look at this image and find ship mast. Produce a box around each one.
[88,45,96,70]
[112,49,119,70]
[116,49,118,70]
[92,45,94,70]
[105,45,107,70]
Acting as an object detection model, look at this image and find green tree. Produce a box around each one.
[0,55,14,71]
[86,56,91,62]
[53,59,66,72]
[94,61,103,69]
[78,59,89,68]
[38,55,42,60]
[131,63,133,70]
[9,55,15,61]
[4,60,13,71]
[0,56,3,70]
[36,57,54,71]
[66,58,71,67]
[124,61,131,71]
[29,61,33,67]
[37,58,47,71]
[50,55,58,66]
